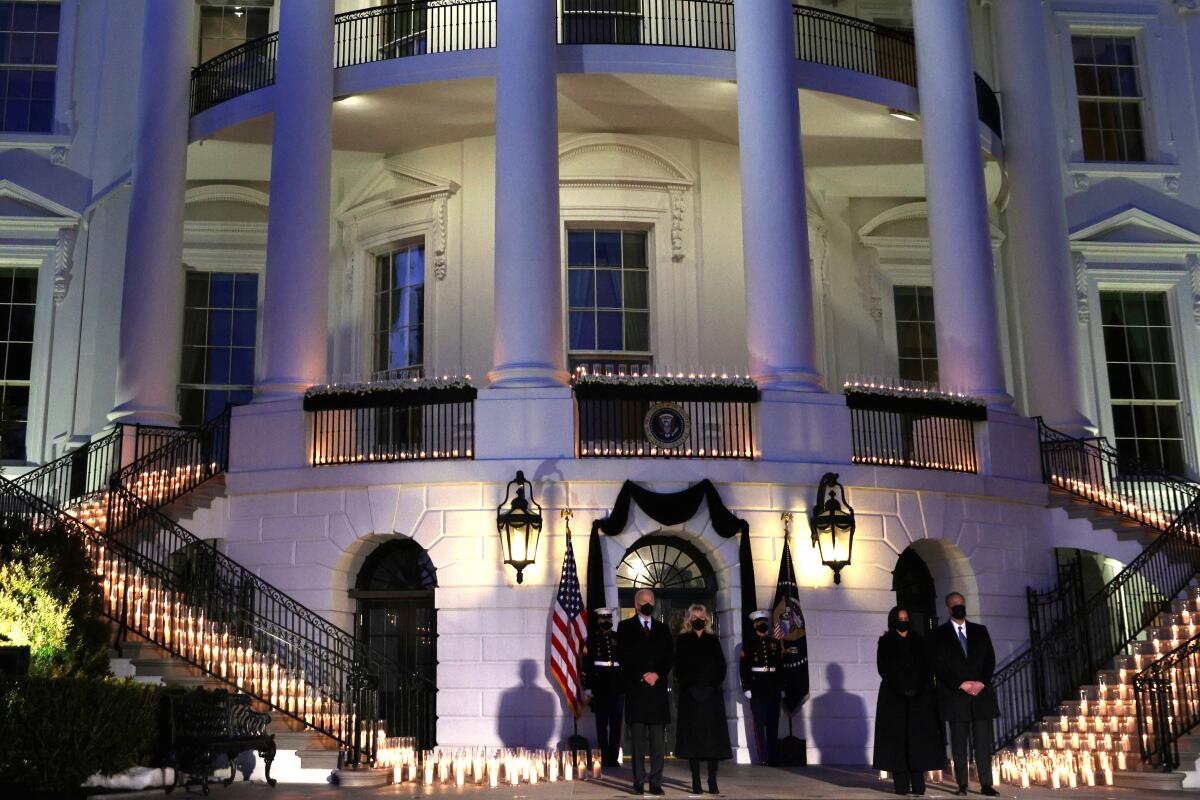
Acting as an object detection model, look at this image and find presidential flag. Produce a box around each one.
[772,521,810,713]
[549,529,589,718]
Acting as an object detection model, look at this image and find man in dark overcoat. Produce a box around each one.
[582,607,624,768]
[930,592,999,797]
[617,588,674,796]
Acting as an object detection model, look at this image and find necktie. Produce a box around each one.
[957,625,968,657]
[643,619,651,634]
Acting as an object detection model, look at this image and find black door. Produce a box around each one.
[352,539,438,748]
[892,547,938,637]
[616,535,717,754]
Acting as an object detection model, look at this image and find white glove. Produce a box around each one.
[744,690,752,700]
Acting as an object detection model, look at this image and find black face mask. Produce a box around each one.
[950,604,967,621]
[895,621,910,633]
[598,620,612,630]
[691,619,706,631]
[754,622,769,634]
[639,603,655,616]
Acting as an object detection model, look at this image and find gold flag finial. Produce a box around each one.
[781,511,793,535]
[561,507,573,535]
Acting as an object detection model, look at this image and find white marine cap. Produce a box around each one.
[594,607,617,618]
[749,610,770,622]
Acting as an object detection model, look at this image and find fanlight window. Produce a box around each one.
[616,539,713,592]
[355,539,437,592]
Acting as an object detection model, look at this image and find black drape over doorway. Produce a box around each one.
[586,479,757,646]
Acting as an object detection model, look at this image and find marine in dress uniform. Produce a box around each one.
[582,607,624,768]
[740,609,783,766]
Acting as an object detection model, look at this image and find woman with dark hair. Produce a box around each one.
[872,606,945,796]
[674,604,731,795]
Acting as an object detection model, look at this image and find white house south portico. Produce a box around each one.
[7,0,1200,794]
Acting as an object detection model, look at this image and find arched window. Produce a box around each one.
[355,538,437,592]
[617,536,714,593]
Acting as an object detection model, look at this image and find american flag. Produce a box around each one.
[549,533,589,718]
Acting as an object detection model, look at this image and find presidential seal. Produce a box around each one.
[643,403,690,449]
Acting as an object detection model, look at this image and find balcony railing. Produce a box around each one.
[189,2,1003,139]
[306,383,476,466]
[574,377,757,459]
[335,1,497,69]
[846,388,985,473]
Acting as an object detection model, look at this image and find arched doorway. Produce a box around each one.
[892,547,938,637]
[616,535,718,754]
[351,538,437,748]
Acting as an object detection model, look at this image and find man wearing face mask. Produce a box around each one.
[931,593,999,797]
[582,607,624,769]
[740,609,783,766]
[617,589,674,795]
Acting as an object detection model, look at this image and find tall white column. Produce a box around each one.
[109,2,192,425]
[995,3,1093,433]
[912,0,1009,403]
[489,0,567,387]
[733,0,822,391]
[256,0,334,400]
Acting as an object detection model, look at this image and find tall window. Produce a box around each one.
[0,1,59,133]
[374,243,425,379]
[567,229,650,374]
[0,268,36,460]
[198,1,273,63]
[1099,291,1185,473]
[893,285,938,384]
[1072,34,1146,162]
[179,271,257,427]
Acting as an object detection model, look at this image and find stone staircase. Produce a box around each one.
[109,625,340,784]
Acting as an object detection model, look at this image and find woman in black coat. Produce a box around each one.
[674,604,732,795]
[872,606,946,796]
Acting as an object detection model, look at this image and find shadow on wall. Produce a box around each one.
[497,659,557,748]
[810,663,868,765]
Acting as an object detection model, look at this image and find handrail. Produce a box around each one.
[992,494,1200,751]
[1136,606,1200,771]
[6,426,123,509]
[1037,417,1199,532]
[191,31,279,115]
[1027,554,1086,647]
[188,3,1004,139]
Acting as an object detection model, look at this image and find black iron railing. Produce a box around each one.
[992,495,1200,751]
[1137,539,1200,771]
[191,32,279,115]
[558,0,734,49]
[8,426,123,509]
[846,392,984,473]
[574,381,757,459]
[794,6,915,86]
[306,386,476,466]
[335,1,496,69]
[1037,418,1199,532]
[1027,554,1087,649]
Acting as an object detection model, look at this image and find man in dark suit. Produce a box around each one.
[931,592,999,797]
[617,588,674,796]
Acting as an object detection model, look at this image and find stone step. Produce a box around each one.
[1114,767,1186,792]
[299,749,341,772]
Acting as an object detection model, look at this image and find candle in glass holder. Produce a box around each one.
[488,755,499,788]
[423,758,434,785]
[880,770,888,780]
[565,755,573,781]
[593,751,602,780]
[1104,766,1113,785]
[549,752,559,782]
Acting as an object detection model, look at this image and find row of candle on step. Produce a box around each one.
[1047,474,1175,530]
[375,742,603,786]
[994,749,1118,789]
[90,541,351,733]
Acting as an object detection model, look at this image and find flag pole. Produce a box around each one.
[562,507,590,757]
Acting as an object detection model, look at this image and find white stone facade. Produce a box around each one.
[1,0,1198,767]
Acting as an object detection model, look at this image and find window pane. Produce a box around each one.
[180,347,204,385]
[209,310,232,346]
[10,270,35,303]
[596,270,621,308]
[625,311,649,352]
[1102,326,1128,362]
[623,269,648,310]
[207,349,230,385]
[8,305,32,342]
[893,287,918,321]
[567,230,594,266]
[178,270,258,420]
[568,269,595,308]
[230,349,254,385]
[569,310,595,350]
[1107,363,1132,399]
[595,231,621,267]
[186,272,209,307]
[622,232,647,268]
[897,321,921,359]
[597,311,623,350]
[234,273,257,309]
[183,309,207,346]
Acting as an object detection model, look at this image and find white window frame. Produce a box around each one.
[563,223,654,373]
[1078,264,1198,476]
[369,237,428,381]
[1052,9,1174,169]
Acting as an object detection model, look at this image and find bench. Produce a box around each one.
[166,688,276,793]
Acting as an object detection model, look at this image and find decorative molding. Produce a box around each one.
[1176,0,1200,15]
[1073,251,1090,324]
[1188,254,1200,327]
[0,179,82,222]
[184,184,271,209]
[341,220,359,326]
[668,188,685,263]
[558,134,696,184]
[433,194,449,280]
[49,145,68,166]
[1069,205,1200,259]
[52,226,77,305]
[1073,173,1090,193]
[1165,175,1181,195]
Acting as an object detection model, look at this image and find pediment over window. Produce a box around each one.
[1069,206,1200,255]
[559,134,695,186]
[0,179,80,226]
[336,158,459,223]
[858,201,1004,265]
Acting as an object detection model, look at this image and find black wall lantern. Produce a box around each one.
[809,472,855,585]
[497,470,542,584]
